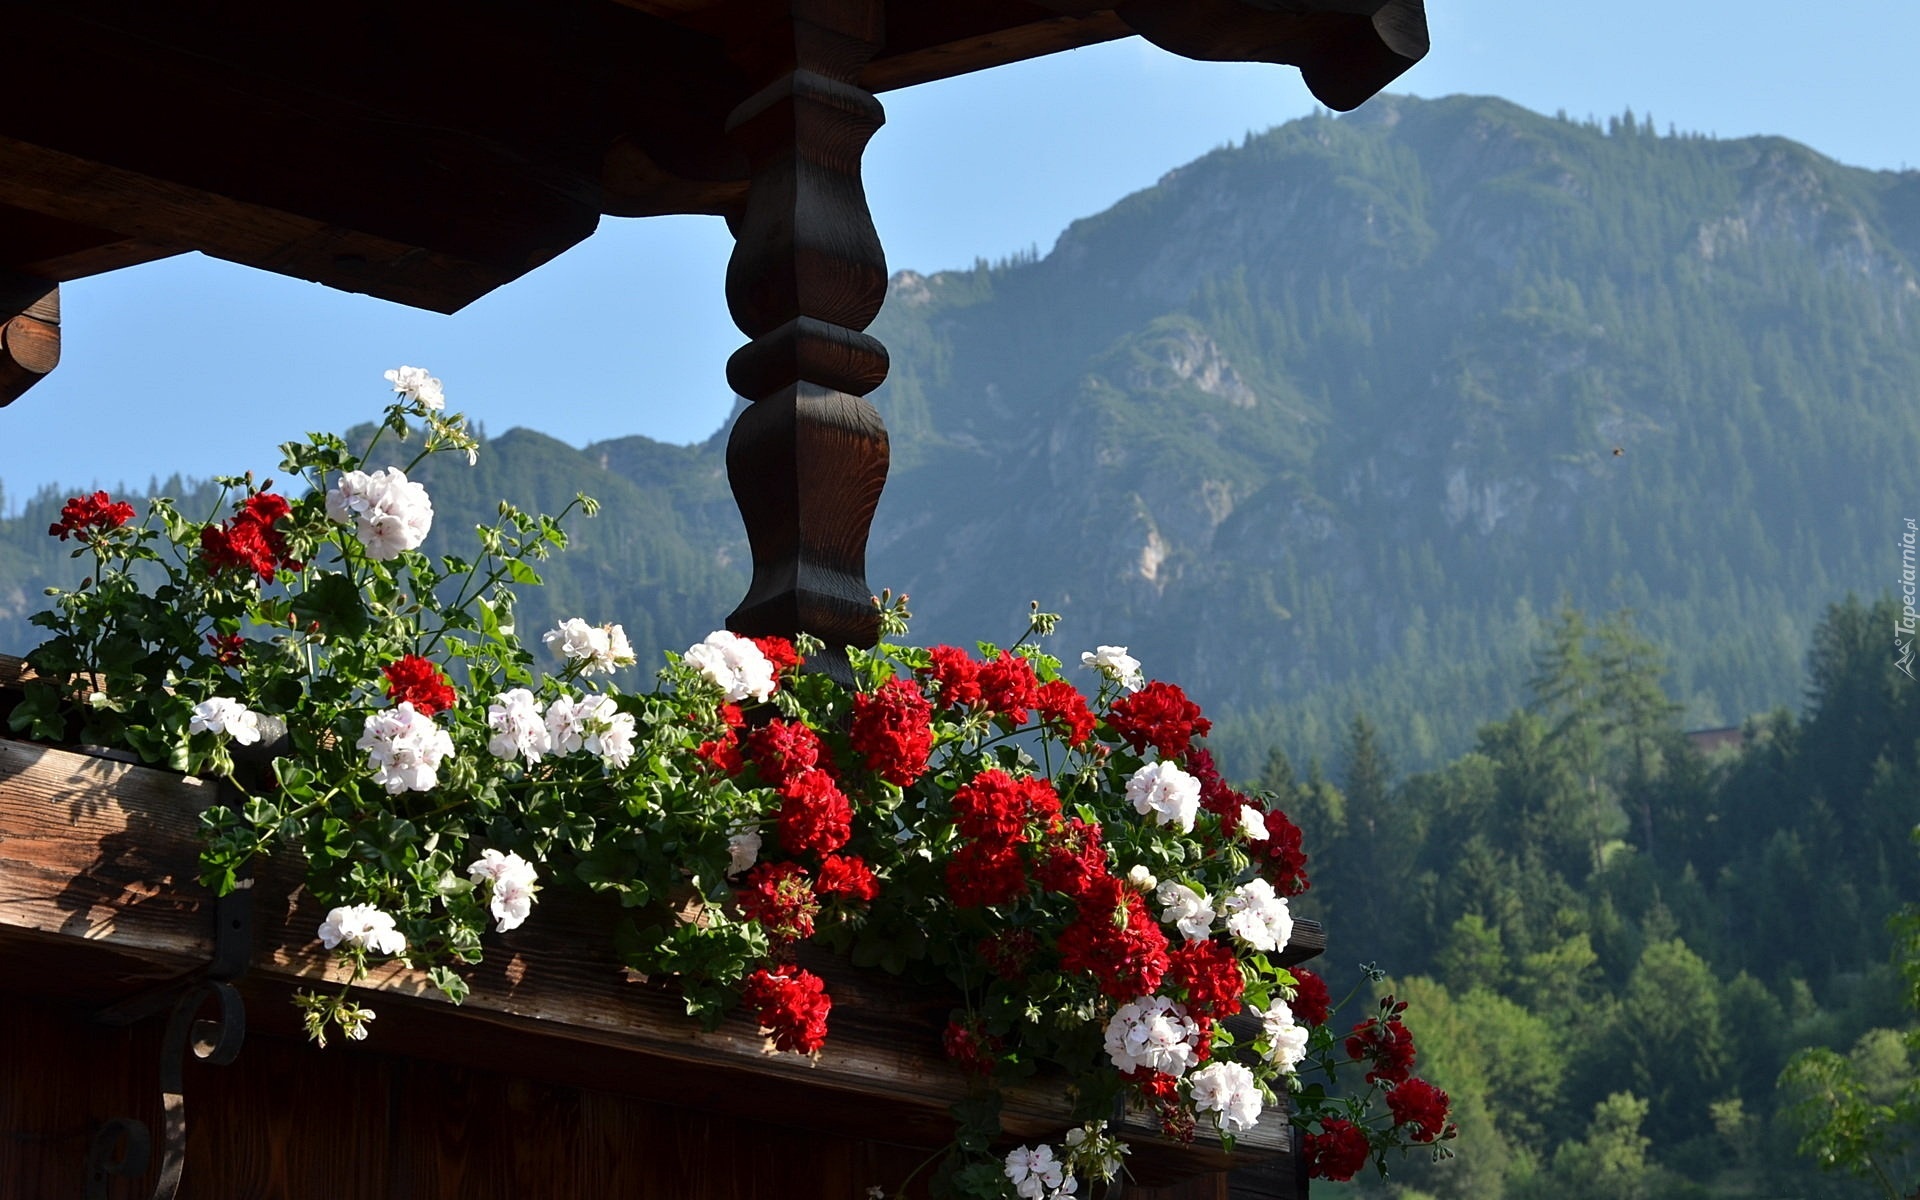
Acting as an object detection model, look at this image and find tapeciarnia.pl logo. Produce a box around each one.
[1899,518,1917,680]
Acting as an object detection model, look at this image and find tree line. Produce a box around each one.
[1264,596,1918,1199]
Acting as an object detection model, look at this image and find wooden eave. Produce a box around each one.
[0,0,1424,313]
[0,657,1326,1189]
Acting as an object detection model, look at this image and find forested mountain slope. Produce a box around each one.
[6,94,1917,775]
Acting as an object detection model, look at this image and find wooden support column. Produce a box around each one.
[0,275,59,407]
[722,0,891,675]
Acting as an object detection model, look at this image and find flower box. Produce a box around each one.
[0,655,1324,1197]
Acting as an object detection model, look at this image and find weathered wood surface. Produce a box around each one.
[2,992,1281,1200]
[0,730,1319,1190]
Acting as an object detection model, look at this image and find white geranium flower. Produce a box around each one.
[1261,999,1311,1073]
[541,693,634,767]
[1126,865,1158,892]
[1126,761,1201,833]
[325,467,433,560]
[1189,1060,1264,1134]
[579,694,637,769]
[356,701,454,793]
[727,831,762,877]
[1222,878,1293,953]
[544,693,590,756]
[682,630,777,703]
[1239,804,1270,841]
[188,696,262,746]
[383,365,445,411]
[467,849,541,933]
[486,688,551,763]
[543,618,637,675]
[1003,1144,1072,1200]
[490,876,535,932]
[1080,645,1144,692]
[1102,995,1203,1078]
[317,904,407,956]
[1155,880,1217,942]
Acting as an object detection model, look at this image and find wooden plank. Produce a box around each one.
[862,10,1133,94]
[0,1,613,312]
[1,653,32,689]
[0,736,1312,1181]
[0,134,523,315]
[0,202,179,283]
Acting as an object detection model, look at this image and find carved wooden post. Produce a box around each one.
[0,275,59,407]
[722,0,890,677]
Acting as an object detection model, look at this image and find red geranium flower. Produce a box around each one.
[695,729,744,775]
[200,491,300,581]
[945,840,1029,908]
[1290,967,1331,1026]
[1036,817,1107,898]
[816,853,879,902]
[736,861,820,942]
[777,768,852,856]
[1303,1118,1372,1181]
[742,964,831,1054]
[745,719,825,788]
[49,491,136,542]
[1167,938,1244,1020]
[695,704,747,775]
[1346,1006,1417,1085]
[951,768,1059,844]
[977,652,1040,723]
[1107,680,1212,759]
[1253,807,1312,896]
[1121,1068,1181,1103]
[1386,1077,1453,1143]
[977,929,1041,981]
[384,654,456,715]
[1034,679,1096,746]
[749,635,804,678]
[849,677,934,786]
[1057,874,1169,1000]
[205,633,247,667]
[920,645,982,707]
[942,1017,1003,1077]
[1184,748,1248,826]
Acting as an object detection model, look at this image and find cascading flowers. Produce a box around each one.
[9,373,1456,1199]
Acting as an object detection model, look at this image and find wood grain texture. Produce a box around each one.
[722,0,893,654]
[862,9,1133,93]
[0,278,57,406]
[0,736,1316,1189]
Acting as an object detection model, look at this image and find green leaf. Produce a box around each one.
[428,966,471,1005]
[291,573,370,639]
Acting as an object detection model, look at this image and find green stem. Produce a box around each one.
[886,1140,952,1200]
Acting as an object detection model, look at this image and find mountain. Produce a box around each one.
[6,94,1919,774]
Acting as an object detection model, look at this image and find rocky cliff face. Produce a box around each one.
[6,96,1914,772]
[840,95,1920,768]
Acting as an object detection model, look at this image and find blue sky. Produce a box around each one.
[3,0,1915,505]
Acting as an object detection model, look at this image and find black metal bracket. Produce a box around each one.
[85,862,254,1200]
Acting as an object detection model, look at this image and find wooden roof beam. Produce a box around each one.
[0,275,59,408]
[0,2,614,312]
[1115,0,1429,112]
